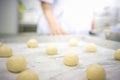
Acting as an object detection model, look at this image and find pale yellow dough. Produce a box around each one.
[0,42,3,47]
[46,45,58,55]
[114,49,120,60]
[86,64,106,80]
[64,53,79,66]
[0,45,12,57]
[16,70,39,80]
[85,43,97,52]
[27,39,38,48]
[6,55,26,73]
[69,38,78,46]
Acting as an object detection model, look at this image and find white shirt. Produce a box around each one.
[37,0,64,34]
[37,0,94,35]
[63,0,94,34]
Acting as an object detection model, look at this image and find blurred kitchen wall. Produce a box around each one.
[18,0,120,33]
[94,0,120,31]
[0,0,119,35]
[0,0,18,35]
[18,0,41,32]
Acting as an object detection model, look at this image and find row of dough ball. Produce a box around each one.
[27,38,80,47]
[6,54,106,80]
[27,39,120,61]
[63,49,120,67]
[26,38,118,80]
[27,39,97,53]
[64,53,106,80]
[6,55,39,80]
[68,38,96,52]
[0,40,119,80]
[46,43,97,56]
[27,38,79,48]
[0,41,103,80]
[6,55,106,80]
[0,41,39,80]
[46,43,97,55]
[1,39,120,60]
[69,38,97,52]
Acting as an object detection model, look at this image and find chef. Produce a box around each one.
[37,0,96,35]
[37,0,67,35]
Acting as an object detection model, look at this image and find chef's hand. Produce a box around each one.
[50,26,67,35]
[41,2,68,35]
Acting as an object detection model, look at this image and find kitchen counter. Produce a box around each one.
[0,34,120,80]
[0,33,119,50]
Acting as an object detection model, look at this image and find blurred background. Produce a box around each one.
[0,0,120,41]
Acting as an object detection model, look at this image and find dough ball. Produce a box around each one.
[16,70,39,80]
[86,64,106,80]
[6,55,26,73]
[114,49,120,60]
[0,45,12,57]
[0,42,3,47]
[46,45,58,55]
[64,53,79,66]
[69,38,78,46]
[85,43,97,52]
[27,39,38,48]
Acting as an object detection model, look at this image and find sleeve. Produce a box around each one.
[40,0,55,4]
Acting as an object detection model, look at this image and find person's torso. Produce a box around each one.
[52,0,64,17]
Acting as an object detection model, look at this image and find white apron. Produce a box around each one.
[37,0,68,35]
[37,0,94,35]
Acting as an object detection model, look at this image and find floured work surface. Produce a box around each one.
[0,36,120,80]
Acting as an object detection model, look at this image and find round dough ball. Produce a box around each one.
[85,43,97,52]
[16,70,39,80]
[69,38,78,46]
[46,45,58,55]
[0,45,12,57]
[86,64,106,80]
[6,55,26,73]
[0,42,3,47]
[27,39,38,48]
[114,49,120,60]
[64,53,79,66]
